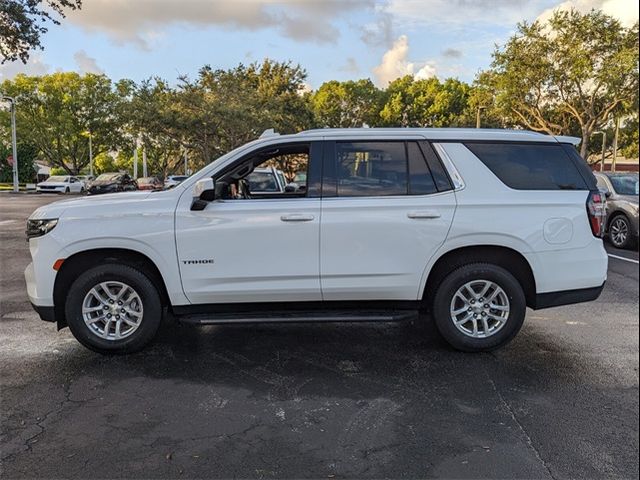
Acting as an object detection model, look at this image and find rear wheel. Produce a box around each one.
[432,263,526,352]
[609,214,632,249]
[65,264,162,354]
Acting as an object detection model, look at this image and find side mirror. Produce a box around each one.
[191,178,215,211]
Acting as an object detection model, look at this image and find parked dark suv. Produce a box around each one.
[88,173,138,195]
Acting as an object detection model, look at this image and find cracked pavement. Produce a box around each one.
[1,194,638,479]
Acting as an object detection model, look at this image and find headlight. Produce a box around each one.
[26,219,58,239]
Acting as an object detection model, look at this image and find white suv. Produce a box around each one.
[25,128,608,354]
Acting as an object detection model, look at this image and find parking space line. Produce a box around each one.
[608,254,639,264]
[0,220,15,226]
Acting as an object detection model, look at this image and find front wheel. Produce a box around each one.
[609,214,632,249]
[432,263,526,352]
[65,264,163,354]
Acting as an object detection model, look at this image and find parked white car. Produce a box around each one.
[36,175,85,194]
[164,175,189,189]
[25,128,608,354]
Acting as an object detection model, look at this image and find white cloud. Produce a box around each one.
[0,55,50,81]
[66,0,375,48]
[372,35,437,87]
[537,0,639,26]
[73,50,104,74]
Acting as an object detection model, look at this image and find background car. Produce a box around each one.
[36,175,85,194]
[76,175,95,188]
[88,173,137,195]
[595,172,639,249]
[164,175,189,189]
[136,176,163,191]
[246,166,287,194]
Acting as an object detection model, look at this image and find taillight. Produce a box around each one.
[587,190,606,237]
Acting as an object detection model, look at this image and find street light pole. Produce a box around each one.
[2,96,19,192]
[88,131,93,177]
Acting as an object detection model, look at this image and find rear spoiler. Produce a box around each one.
[554,135,581,146]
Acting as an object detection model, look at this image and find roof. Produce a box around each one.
[284,128,575,144]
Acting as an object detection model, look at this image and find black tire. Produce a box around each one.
[608,214,633,249]
[65,187,70,194]
[432,263,526,352]
[65,264,162,354]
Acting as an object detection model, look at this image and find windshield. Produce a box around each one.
[609,175,639,196]
[45,176,67,182]
[247,172,279,192]
[96,173,121,181]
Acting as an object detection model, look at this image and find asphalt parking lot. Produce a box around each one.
[1,194,638,479]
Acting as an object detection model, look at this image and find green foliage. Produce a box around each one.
[0,0,82,64]
[0,72,124,174]
[378,76,472,127]
[311,79,383,127]
[482,9,639,156]
[0,142,37,182]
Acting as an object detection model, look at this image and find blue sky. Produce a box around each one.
[1,0,637,88]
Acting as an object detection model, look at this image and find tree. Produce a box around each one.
[0,72,124,174]
[122,60,314,173]
[483,9,639,157]
[379,76,471,127]
[1,0,81,64]
[311,79,383,127]
[0,142,37,182]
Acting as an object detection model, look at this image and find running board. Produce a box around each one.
[177,309,419,325]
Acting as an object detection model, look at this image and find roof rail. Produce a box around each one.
[259,128,279,139]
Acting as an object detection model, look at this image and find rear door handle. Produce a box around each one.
[407,211,441,219]
[281,214,315,222]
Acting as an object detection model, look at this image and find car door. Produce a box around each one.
[69,177,81,193]
[175,141,323,305]
[320,140,457,301]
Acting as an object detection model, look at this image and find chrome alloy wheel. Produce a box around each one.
[610,217,629,247]
[450,280,510,339]
[82,281,144,340]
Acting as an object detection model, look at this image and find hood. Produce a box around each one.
[38,180,65,186]
[91,179,120,186]
[28,191,153,220]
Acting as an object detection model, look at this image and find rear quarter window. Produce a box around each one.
[464,142,589,191]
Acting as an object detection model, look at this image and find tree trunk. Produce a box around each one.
[580,130,590,159]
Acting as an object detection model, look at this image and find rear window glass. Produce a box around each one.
[464,143,589,190]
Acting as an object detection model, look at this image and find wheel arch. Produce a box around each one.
[606,210,630,231]
[422,245,537,309]
[53,248,171,329]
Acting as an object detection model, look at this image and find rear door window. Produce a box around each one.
[464,142,589,190]
[336,142,407,197]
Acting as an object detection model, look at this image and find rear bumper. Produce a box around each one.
[532,283,605,310]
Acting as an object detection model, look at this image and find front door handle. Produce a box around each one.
[407,211,441,219]
[281,214,315,222]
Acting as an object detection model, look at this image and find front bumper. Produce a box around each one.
[30,303,56,322]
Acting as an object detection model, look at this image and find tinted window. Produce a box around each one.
[420,142,452,192]
[609,174,639,196]
[560,144,597,190]
[407,142,437,195]
[465,143,589,190]
[336,142,407,196]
